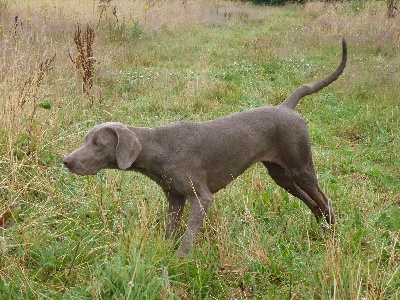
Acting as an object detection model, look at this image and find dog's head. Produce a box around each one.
[62,122,142,175]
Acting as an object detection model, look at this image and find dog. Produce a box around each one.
[63,39,347,256]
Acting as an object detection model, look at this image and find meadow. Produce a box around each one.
[0,0,399,299]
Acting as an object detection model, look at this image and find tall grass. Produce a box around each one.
[1,0,399,299]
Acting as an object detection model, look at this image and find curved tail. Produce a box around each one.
[280,39,347,110]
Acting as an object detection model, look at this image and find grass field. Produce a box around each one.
[0,0,399,299]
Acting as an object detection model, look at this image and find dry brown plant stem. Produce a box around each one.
[69,24,95,96]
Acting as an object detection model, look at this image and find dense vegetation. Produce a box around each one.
[0,0,399,299]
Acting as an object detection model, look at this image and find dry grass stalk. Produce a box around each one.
[18,54,56,108]
[97,0,119,27]
[17,53,56,155]
[69,23,95,96]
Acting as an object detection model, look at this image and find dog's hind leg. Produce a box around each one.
[263,161,324,221]
[291,168,335,224]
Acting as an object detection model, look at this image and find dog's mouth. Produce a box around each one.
[63,158,99,176]
[66,167,98,176]
[63,164,81,175]
[65,165,99,176]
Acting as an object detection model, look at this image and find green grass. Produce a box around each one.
[0,0,399,299]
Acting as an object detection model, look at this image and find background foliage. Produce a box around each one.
[0,0,399,299]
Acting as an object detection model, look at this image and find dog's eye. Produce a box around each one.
[92,139,99,146]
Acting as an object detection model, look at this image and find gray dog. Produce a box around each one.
[63,40,347,256]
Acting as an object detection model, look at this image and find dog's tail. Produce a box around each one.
[280,39,347,110]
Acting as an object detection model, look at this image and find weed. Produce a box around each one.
[69,23,95,97]
[16,53,56,156]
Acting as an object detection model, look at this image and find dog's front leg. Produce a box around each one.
[179,190,213,257]
[165,193,186,240]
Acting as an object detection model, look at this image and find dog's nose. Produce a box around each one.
[62,157,72,168]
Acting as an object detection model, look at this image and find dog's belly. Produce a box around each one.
[205,161,256,193]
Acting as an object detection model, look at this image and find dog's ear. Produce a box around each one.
[113,124,142,169]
